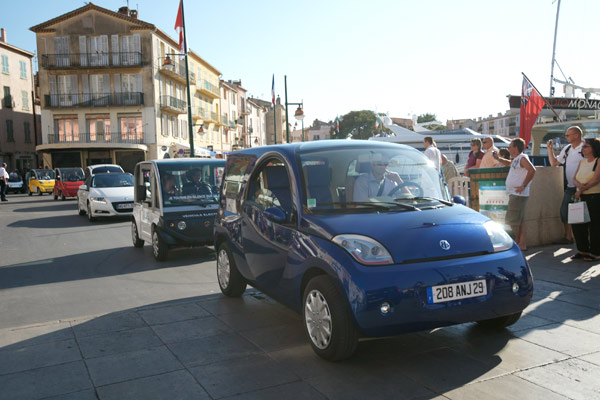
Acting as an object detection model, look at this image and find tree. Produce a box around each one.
[331,110,389,140]
[417,113,437,123]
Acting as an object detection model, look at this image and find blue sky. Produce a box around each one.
[4,0,599,124]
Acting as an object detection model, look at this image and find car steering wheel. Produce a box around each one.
[387,181,424,198]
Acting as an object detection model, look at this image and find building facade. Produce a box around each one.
[0,28,38,171]
[30,3,222,171]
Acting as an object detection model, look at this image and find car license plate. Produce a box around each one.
[427,280,487,304]
[117,203,133,210]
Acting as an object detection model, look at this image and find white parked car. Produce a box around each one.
[77,172,134,222]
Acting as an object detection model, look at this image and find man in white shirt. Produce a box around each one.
[353,154,404,202]
[547,126,584,244]
[423,136,442,171]
[0,162,8,202]
[480,137,502,168]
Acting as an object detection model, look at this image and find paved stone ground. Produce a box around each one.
[0,244,599,400]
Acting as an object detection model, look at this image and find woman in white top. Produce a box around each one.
[571,138,600,261]
[494,138,536,251]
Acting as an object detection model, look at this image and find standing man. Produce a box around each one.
[0,162,8,202]
[494,138,536,251]
[547,126,584,244]
[423,136,442,171]
[480,137,502,168]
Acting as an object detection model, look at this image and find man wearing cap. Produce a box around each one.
[0,162,8,201]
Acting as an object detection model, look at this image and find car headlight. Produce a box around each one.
[332,234,394,265]
[90,196,107,204]
[484,221,513,252]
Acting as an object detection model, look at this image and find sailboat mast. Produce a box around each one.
[549,0,561,97]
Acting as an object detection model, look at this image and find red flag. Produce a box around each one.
[519,76,545,146]
[271,74,275,105]
[174,0,184,53]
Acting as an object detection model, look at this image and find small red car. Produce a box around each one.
[54,167,84,200]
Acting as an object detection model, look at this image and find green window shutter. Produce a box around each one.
[24,122,31,142]
[1,55,8,74]
[20,61,26,79]
[7,120,14,141]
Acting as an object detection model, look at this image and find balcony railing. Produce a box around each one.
[158,58,187,83]
[41,52,143,69]
[44,92,144,108]
[47,131,145,145]
[221,115,229,125]
[160,95,186,113]
[197,79,220,98]
[193,106,209,120]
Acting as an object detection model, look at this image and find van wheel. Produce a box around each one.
[217,243,246,297]
[131,221,144,248]
[77,197,86,216]
[152,229,168,261]
[476,312,522,329]
[87,202,96,222]
[303,275,358,361]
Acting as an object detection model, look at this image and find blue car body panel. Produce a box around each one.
[214,141,533,337]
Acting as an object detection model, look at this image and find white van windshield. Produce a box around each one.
[158,162,224,207]
[298,146,450,213]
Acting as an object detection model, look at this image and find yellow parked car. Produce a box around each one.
[26,169,56,196]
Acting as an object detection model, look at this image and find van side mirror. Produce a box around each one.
[264,206,287,224]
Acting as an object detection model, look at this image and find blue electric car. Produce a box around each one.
[214,140,533,361]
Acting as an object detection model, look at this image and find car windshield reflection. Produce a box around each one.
[91,173,134,188]
[33,169,55,180]
[298,147,449,213]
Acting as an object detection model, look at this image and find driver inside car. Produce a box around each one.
[353,153,407,202]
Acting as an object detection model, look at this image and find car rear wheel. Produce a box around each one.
[216,243,246,297]
[152,229,168,261]
[27,186,32,196]
[53,190,58,200]
[303,275,358,361]
[38,187,43,196]
[61,191,66,201]
[87,202,96,222]
[131,221,144,248]
[476,311,522,329]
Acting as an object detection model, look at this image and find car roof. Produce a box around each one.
[88,164,123,170]
[229,139,417,159]
[140,158,226,166]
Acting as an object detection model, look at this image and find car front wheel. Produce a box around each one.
[77,197,86,216]
[216,243,246,297]
[476,312,522,329]
[54,190,58,200]
[303,275,358,361]
[131,221,144,248]
[27,186,32,196]
[152,229,168,261]
[87,202,96,222]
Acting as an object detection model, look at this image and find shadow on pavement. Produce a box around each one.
[13,203,77,213]
[0,291,513,400]
[7,214,131,229]
[0,246,216,290]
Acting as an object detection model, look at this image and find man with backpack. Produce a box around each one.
[547,126,584,244]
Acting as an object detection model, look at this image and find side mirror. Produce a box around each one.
[452,195,466,205]
[264,206,287,224]
[79,185,88,191]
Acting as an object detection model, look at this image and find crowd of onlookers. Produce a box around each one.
[423,128,600,259]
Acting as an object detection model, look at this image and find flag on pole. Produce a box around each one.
[174,0,184,53]
[336,117,339,134]
[375,116,380,130]
[519,75,545,146]
[271,74,275,106]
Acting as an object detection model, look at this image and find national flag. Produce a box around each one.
[174,0,184,53]
[375,116,380,130]
[519,76,545,145]
[336,117,339,133]
[271,74,275,106]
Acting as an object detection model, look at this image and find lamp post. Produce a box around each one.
[284,75,305,143]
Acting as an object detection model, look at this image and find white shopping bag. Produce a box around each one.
[568,201,591,224]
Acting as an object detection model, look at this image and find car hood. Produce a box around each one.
[91,187,134,201]
[301,205,496,263]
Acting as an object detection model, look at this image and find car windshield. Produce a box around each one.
[33,169,55,180]
[158,161,225,207]
[8,174,22,182]
[92,166,123,174]
[298,146,450,214]
[60,168,84,181]
[91,173,134,188]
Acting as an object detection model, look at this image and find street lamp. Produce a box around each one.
[284,75,305,143]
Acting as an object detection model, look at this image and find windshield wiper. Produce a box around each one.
[409,197,453,206]
[349,201,420,211]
